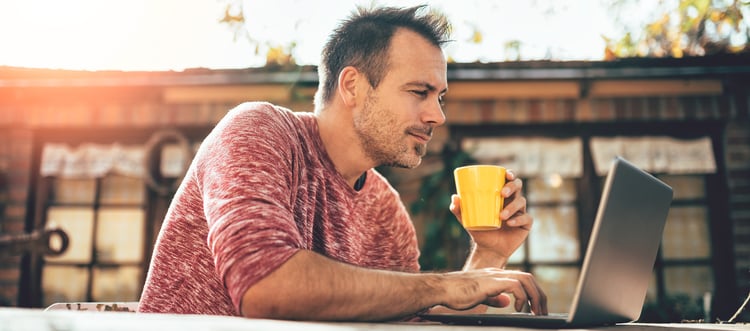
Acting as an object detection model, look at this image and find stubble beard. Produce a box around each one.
[354,93,428,169]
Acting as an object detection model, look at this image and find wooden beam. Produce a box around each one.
[446,81,579,99]
[161,79,724,103]
[589,80,723,97]
[163,85,293,103]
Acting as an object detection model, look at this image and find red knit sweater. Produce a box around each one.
[138,102,420,315]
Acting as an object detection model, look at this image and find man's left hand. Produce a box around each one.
[449,169,532,267]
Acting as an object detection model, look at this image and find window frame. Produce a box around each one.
[449,119,737,319]
[19,126,212,307]
[41,175,147,305]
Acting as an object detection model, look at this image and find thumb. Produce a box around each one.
[485,293,512,308]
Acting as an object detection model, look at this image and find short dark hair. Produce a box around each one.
[314,5,451,108]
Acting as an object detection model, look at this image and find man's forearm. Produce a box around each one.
[241,250,443,321]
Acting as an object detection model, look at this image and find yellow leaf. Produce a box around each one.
[710,11,721,22]
[672,45,684,58]
[604,47,617,61]
[470,30,483,44]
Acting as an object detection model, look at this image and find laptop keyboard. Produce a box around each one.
[502,312,568,319]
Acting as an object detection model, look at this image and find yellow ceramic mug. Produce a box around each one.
[454,165,506,230]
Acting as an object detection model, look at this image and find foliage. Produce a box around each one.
[504,40,522,61]
[218,1,245,42]
[218,0,297,67]
[604,0,750,59]
[411,143,476,271]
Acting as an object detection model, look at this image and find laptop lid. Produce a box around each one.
[421,156,673,328]
[566,156,673,326]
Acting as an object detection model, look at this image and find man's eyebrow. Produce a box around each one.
[404,81,448,94]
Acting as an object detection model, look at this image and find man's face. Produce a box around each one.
[353,29,448,169]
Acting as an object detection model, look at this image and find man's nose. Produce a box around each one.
[422,98,446,127]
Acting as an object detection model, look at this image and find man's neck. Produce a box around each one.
[315,107,374,188]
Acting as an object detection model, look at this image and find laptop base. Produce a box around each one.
[420,313,583,328]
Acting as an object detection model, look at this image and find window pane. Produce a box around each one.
[42,265,89,307]
[92,266,142,302]
[100,176,145,205]
[51,178,95,204]
[527,177,577,204]
[664,266,713,301]
[659,175,705,200]
[96,208,145,263]
[662,207,710,259]
[45,207,94,263]
[528,206,580,262]
[532,266,579,314]
[507,242,526,264]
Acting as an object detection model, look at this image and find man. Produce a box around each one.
[138,5,547,321]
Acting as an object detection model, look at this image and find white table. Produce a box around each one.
[0,307,747,331]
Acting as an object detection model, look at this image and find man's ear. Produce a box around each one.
[337,66,363,108]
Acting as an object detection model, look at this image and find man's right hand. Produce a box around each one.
[437,268,548,315]
[242,250,547,321]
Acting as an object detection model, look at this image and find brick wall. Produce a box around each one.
[0,129,33,306]
[726,113,750,301]
[723,84,750,314]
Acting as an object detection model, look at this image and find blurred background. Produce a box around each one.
[0,0,748,323]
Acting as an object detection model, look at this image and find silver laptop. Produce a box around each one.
[421,156,674,328]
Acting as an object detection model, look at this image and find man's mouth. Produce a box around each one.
[407,128,432,144]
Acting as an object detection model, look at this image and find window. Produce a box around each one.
[21,128,210,308]
[461,136,585,313]
[654,175,714,303]
[589,136,718,318]
[525,176,581,314]
[454,124,730,319]
[41,174,146,306]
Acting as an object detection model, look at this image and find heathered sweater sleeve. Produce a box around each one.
[194,103,302,313]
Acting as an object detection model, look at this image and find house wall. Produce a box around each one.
[0,84,310,306]
[0,71,748,315]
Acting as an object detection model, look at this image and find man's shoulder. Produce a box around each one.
[229,101,296,120]
[224,102,313,132]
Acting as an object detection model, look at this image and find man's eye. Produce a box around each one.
[411,90,428,97]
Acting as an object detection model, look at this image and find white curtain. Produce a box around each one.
[590,136,716,176]
[461,137,583,178]
[41,142,197,179]
[461,135,716,178]
[41,143,145,178]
